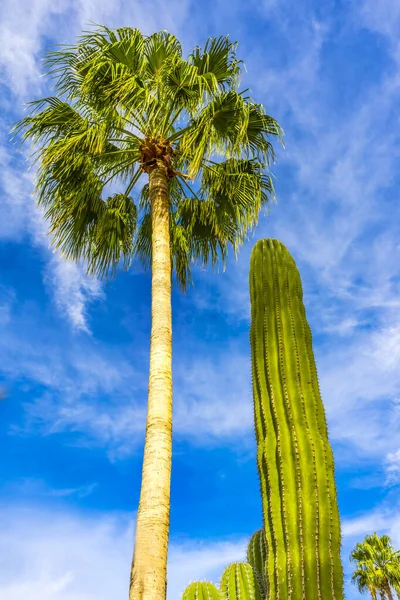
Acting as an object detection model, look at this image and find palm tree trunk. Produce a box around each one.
[386,583,394,600]
[130,163,172,600]
[369,585,378,600]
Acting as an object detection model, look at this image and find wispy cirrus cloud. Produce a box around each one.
[180,3,400,481]
[0,133,105,331]
[384,449,400,487]
[0,0,192,99]
[4,500,400,600]
[45,257,104,333]
[0,504,246,600]
[0,0,194,332]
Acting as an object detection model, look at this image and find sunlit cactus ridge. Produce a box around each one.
[181,563,262,600]
[247,528,268,596]
[182,581,222,600]
[219,561,263,600]
[249,238,344,600]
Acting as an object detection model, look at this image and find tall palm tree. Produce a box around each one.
[15,26,282,599]
[351,533,400,600]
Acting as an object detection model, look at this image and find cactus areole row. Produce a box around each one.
[249,239,344,600]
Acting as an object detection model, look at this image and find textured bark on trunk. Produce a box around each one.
[129,163,172,600]
[369,586,377,600]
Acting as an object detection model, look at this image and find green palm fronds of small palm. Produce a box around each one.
[351,533,400,600]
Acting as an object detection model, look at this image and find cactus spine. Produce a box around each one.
[182,581,222,600]
[249,238,343,600]
[220,562,262,600]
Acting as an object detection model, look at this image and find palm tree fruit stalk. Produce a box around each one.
[249,238,343,600]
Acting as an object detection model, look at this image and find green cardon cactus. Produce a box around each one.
[220,562,262,600]
[182,581,222,600]
[249,239,343,600]
[181,561,262,600]
[247,529,268,596]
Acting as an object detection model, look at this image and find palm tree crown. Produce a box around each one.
[16,26,282,287]
[350,533,400,600]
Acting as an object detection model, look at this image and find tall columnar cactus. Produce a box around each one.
[247,529,268,596]
[182,581,222,600]
[249,238,343,600]
[220,562,262,600]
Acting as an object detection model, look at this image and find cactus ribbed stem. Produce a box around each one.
[220,562,262,600]
[247,529,268,597]
[182,581,222,600]
[249,239,344,600]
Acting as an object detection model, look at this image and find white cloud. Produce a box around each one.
[0,505,246,600]
[5,270,400,461]
[316,321,400,460]
[3,478,98,499]
[0,134,38,241]
[3,500,400,600]
[385,448,400,487]
[0,0,192,99]
[0,301,140,395]
[174,348,253,444]
[6,326,254,453]
[359,0,400,61]
[0,135,103,331]
[45,256,104,332]
[0,294,150,455]
[174,4,400,470]
[0,0,66,97]
[342,508,397,540]
[24,393,148,459]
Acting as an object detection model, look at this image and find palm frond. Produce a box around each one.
[189,35,242,92]
[88,193,137,277]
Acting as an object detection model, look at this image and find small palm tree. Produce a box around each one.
[15,26,282,599]
[352,560,379,599]
[351,533,400,600]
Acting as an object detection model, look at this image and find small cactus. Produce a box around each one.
[182,581,222,600]
[220,562,262,600]
[247,529,268,596]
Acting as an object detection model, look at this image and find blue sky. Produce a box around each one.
[1,0,400,598]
